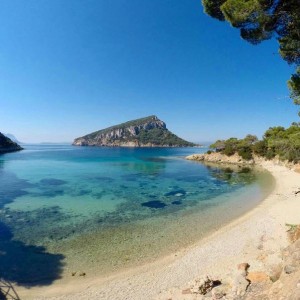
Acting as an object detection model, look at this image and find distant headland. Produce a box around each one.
[72,115,195,147]
[0,132,23,153]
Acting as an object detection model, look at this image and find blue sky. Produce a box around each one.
[0,0,298,143]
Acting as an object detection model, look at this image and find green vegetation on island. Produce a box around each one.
[202,0,300,112]
[210,123,300,163]
[73,115,195,147]
[83,115,161,139]
[137,128,195,146]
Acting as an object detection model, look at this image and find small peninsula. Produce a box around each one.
[73,115,195,147]
[0,132,23,153]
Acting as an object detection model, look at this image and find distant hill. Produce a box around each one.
[73,115,195,147]
[0,132,23,153]
[5,133,23,144]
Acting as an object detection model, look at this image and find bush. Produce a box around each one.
[206,150,212,154]
[253,140,267,156]
[223,145,235,156]
[210,125,300,163]
[281,148,300,163]
[210,140,225,151]
[265,148,276,160]
[238,146,253,160]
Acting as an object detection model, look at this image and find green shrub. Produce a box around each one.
[210,140,225,151]
[223,145,235,156]
[253,140,267,156]
[265,148,276,160]
[210,125,300,163]
[281,148,300,163]
[238,146,253,160]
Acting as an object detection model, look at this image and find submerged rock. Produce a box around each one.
[141,200,167,209]
[39,178,67,186]
[171,200,182,205]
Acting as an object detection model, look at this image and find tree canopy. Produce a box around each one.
[202,0,300,113]
[209,124,300,162]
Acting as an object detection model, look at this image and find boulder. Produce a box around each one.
[232,273,250,296]
[247,272,271,283]
[237,263,250,276]
[211,284,231,299]
[190,276,220,295]
[268,264,283,282]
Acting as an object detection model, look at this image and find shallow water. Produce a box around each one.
[0,145,274,285]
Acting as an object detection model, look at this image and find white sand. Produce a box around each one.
[17,161,300,300]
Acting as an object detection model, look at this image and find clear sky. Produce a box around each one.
[0,0,298,143]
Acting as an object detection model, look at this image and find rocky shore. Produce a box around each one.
[186,152,300,172]
[186,153,255,165]
[157,225,300,299]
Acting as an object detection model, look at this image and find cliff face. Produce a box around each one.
[73,115,195,147]
[0,132,23,153]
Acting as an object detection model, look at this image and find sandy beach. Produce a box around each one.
[17,160,300,300]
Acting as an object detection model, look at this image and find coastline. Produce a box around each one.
[17,159,300,299]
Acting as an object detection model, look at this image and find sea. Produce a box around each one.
[0,145,274,286]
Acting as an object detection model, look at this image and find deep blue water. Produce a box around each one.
[0,145,272,285]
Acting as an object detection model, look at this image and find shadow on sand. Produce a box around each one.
[0,220,65,299]
[0,279,20,300]
[0,164,65,298]
[0,221,65,286]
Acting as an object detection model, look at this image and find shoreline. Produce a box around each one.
[17,159,300,299]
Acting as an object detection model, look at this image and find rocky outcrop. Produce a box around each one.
[73,115,195,147]
[187,152,300,172]
[0,132,23,153]
[186,152,255,165]
[158,226,300,300]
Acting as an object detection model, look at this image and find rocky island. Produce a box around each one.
[73,115,195,147]
[0,132,23,153]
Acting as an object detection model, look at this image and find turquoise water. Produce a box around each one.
[0,145,273,286]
